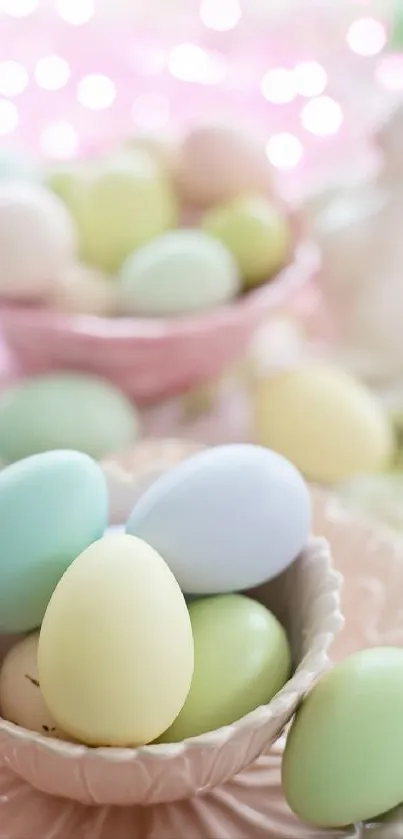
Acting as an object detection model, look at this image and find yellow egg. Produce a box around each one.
[252,362,394,484]
[38,534,194,746]
[49,262,117,316]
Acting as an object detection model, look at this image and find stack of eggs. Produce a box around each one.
[0,124,292,319]
[0,443,311,748]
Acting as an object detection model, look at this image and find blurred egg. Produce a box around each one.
[123,133,178,177]
[126,443,311,594]
[252,363,394,484]
[49,262,117,316]
[38,534,194,746]
[203,196,291,289]
[158,594,291,742]
[0,183,77,300]
[64,151,178,274]
[177,123,273,208]
[0,150,40,183]
[0,373,140,463]
[0,633,67,739]
[283,647,403,827]
[0,450,107,632]
[119,229,240,316]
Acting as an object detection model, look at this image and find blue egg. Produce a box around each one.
[0,450,108,633]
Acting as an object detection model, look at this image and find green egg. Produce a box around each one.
[158,594,291,742]
[282,647,403,828]
[0,373,140,463]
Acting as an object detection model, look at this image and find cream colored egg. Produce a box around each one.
[0,633,66,739]
[38,534,194,747]
[49,262,118,316]
[252,363,394,484]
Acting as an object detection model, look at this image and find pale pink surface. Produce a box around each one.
[0,489,399,835]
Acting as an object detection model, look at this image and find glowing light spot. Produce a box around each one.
[0,100,19,134]
[168,43,227,85]
[266,133,303,170]
[294,61,327,98]
[301,96,343,137]
[376,55,403,90]
[0,0,38,16]
[347,17,386,57]
[55,0,94,25]
[77,74,116,110]
[40,122,79,159]
[261,68,296,104]
[35,56,70,91]
[200,0,241,31]
[132,93,170,131]
[0,62,29,97]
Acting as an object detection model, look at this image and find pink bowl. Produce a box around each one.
[0,239,320,404]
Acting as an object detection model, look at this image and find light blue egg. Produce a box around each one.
[0,450,108,633]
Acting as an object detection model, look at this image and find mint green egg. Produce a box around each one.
[0,373,140,464]
[0,450,108,632]
[158,594,291,742]
[282,647,403,828]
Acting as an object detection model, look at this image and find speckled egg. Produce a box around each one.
[0,373,140,463]
[176,123,273,207]
[119,229,240,316]
[253,362,394,484]
[0,450,108,632]
[283,647,403,827]
[203,195,291,288]
[0,633,67,739]
[38,534,194,746]
[126,443,311,594]
[0,183,77,300]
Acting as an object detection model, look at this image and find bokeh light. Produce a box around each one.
[40,121,79,159]
[0,100,19,135]
[200,0,241,32]
[169,44,227,85]
[261,68,296,104]
[294,61,328,98]
[376,55,403,91]
[347,17,386,57]
[35,56,71,91]
[0,0,38,16]
[131,93,170,131]
[77,74,116,110]
[0,62,29,97]
[266,133,303,169]
[301,96,343,136]
[55,0,94,25]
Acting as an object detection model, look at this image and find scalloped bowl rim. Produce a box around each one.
[0,239,320,340]
[0,536,343,763]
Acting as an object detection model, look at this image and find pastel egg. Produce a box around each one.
[49,262,117,316]
[158,594,291,742]
[0,183,77,300]
[0,450,108,632]
[283,647,403,827]
[38,534,194,746]
[0,373,140,464]
[252,363,394,484]
[203,195,291,288]
[0,633,67,739]
[176,123,273,208]
[126,443,311,594]
[119,229,240,316]
[64,151,178,274]
[123,133,178,177]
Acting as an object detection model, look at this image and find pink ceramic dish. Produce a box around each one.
[0,239,320,404]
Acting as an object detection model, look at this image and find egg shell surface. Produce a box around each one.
[158,594,291,742]
[119,229,240,317]
[49,262,117,316]
[253,363,394,484]
[203,195,291,288]
[0,373,140,464]
[282,647,403,827]
[0,450,108,632]
[0,183,77,299]
[38,534,194,747]
[0,633,67,739]
[126,444,311,594]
